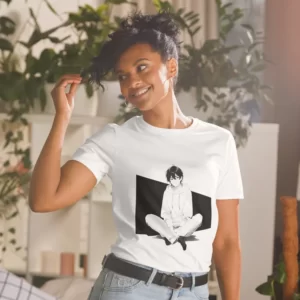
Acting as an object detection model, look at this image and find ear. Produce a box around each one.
[167,58,178,79]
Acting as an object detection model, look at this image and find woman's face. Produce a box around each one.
[115,43,177,111]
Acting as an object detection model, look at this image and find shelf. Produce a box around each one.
[29,271,84,279]
[7,268,27,275]
[0,113,112,126]
[91,199,112,204]
[8,268,85,279]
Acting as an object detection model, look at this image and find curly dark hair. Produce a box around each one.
[82,11,181,89]
[166,165,183,182]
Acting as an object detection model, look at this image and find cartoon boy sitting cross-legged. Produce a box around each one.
[145,165,203,251]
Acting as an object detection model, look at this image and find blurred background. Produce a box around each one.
[0,0,299,299]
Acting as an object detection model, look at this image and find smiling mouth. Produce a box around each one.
[130,86,151,98]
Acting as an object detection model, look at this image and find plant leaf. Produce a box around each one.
[43,0,59,17]
[293,293,300,300]
[8,228,15,234]
[39,86,47,111]
[0,16,16,35]
[6,211,18,220]
[0,0,12,4]
[85,83,93,98]
[274,260,286,283]
[255,281,275,296]
[241,24,256,39]
[0,38,13,51]
[29,8,41,32]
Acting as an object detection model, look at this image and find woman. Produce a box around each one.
[29,11,244,300]
[145,165,203,251]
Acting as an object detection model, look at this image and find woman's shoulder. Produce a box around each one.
[193,118,233,140]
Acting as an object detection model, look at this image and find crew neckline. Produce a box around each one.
[136,115,199,135]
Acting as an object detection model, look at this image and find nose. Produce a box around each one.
[127,73,143,89]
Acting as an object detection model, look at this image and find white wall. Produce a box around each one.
[109,0,218,47]
[238,124,278,300]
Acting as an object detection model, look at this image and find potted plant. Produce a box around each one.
[179,0,271,147]
[0,0,129,268]
[0,3,71,118]
[0,0,35,265]
[41,1,131,117]
[24,0,135,117]
[0,0,135,118]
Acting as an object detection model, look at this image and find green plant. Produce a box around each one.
[256,255,300,300]
[115,0,271,147]
[0,0,34,261]
[0,159,31,262]
[0,0,135,119]
[46,1,137,96]
[0,0,133,265]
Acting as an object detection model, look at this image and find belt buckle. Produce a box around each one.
[172,275,184,290]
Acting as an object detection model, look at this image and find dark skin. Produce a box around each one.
[115,43,192,129]
[29,42,241,300]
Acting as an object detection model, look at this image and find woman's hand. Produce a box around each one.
[50,74,82,119]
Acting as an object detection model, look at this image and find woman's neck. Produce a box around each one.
[142,89,192,130]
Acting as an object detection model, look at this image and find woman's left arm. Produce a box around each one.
[213,199,241,300]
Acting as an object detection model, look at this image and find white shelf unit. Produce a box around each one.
[25,114,115,282]
[0,113,116,281]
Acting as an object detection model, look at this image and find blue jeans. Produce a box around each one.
[88,257,209,300]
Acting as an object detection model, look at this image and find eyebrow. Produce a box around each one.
[116,58,150,74]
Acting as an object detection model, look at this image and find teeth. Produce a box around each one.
[133,87,149,97]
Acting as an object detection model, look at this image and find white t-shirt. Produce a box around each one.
[71,116,244,273]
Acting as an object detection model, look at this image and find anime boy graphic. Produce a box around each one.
[145,166,203,250]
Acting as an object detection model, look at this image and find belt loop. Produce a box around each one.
[146,268,158,286]
[190,273,195,291]
[101,254,109,267]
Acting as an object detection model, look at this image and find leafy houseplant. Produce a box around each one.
[115,0,271,147]
[0,158,31,263]
[0,0,35,262]
[21,0,136,115]
[0,0,133,265]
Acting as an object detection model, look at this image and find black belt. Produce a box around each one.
[102,254,208,290]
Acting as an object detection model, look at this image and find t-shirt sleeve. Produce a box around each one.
[216,132,244,200]
[71,124,116,185]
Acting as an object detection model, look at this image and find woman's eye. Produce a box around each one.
[137,65,147,72]
[118,74,126,81]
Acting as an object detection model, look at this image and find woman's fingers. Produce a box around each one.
[68,82,80,97]
[54,75,82,89]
